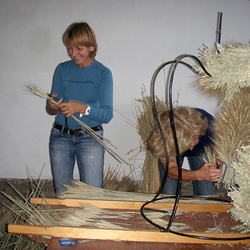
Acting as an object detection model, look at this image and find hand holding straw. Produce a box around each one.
[26,83,128,165]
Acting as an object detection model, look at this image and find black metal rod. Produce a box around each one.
[216,12,223,44]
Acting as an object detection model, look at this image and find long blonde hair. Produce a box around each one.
[148,107,208,163]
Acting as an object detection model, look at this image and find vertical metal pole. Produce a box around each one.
[216,12,223,44]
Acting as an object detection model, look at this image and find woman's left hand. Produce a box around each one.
[198,162,223,182]
[60,101,88,117]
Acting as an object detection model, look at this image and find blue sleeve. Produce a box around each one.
[51,64,65,100]
[46,64,64,116]
[87,67,113,124]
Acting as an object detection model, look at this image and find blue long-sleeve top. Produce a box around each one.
[49,59,113,128]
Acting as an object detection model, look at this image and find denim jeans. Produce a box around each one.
[159,154,214,196]
[49,126,104,195]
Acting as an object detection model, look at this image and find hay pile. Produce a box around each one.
[211,88,250,187]
[194,43,250,104]
[228,142,250,232]
[0,167,142,248]
[103,165,141,192]
[0,179,57,249]
[194,43,250,186]
[133,85,167,193]
[194,43,250,228]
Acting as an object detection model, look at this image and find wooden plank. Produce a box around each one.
[30,197,232,212]
[8,224,250,245]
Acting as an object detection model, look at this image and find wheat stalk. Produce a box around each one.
[211,88,250,187]
[194,43,250,104]
[26,83,128,165]
[228,142,250,232]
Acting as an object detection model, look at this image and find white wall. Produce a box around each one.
[0,0,249,179]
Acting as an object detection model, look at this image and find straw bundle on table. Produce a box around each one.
[60,180,157,201]
[103,165,141,192]
[133,86,167,193]
[0,174,142,248]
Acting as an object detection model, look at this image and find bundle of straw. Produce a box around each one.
[1,178,63,248]
[211,88,250,187]
[194,43,250,104]
[0,204,46,249]
[103,165,141,192]
[134,86,167,149]
[228,142,250,232]
[133,85,167,193]
[192,43,250,228]
[26,83,128,165]
[60,180,157,201]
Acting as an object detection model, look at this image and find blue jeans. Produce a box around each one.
[159,155,214,196]
[49,126,104,195]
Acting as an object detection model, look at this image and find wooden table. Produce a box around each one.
[8,197,250,249]
[46,237,248,250]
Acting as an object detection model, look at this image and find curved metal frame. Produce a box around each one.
[140,54,250,241]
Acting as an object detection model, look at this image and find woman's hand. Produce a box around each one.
[47,94,63,115]
[196,162,223,182]
[60,100,88,118]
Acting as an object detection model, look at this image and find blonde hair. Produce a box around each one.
[148,107,208,163]
[63,22,98,59]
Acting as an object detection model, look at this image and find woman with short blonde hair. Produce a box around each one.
[47,22,113,195]
[63,22,98,59]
